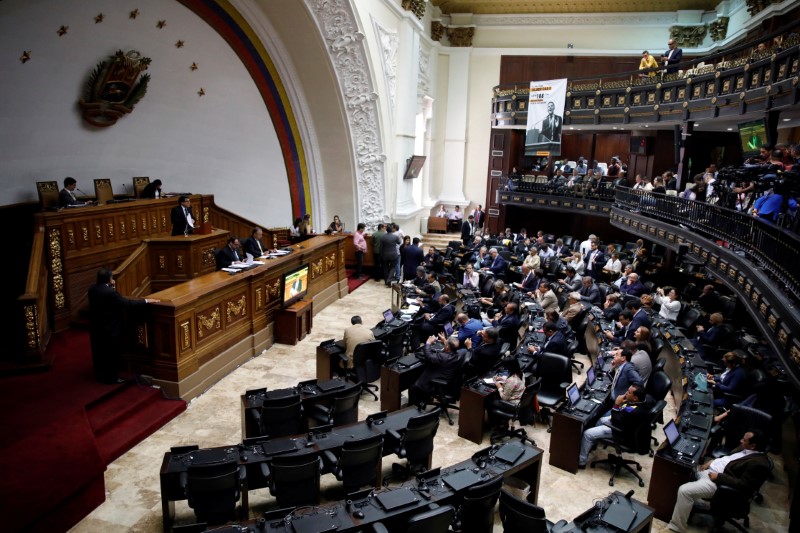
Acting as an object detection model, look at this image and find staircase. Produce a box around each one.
[421,232,461,251]
[86,383,186,463]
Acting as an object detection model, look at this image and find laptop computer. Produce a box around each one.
[494,442,525,465]
[601,502,637,531]
[443,322,454,337]
[375,488,419,511]
[663,419,700,456]
[317,379,346,392]
[566,383,598,413]
[382,309,405,328]
[586,365,610,392]
[441,469,483,491]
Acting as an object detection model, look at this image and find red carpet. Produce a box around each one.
[0,329,186,532]
[346,269,371,292]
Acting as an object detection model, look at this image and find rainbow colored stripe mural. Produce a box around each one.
[179,0,311,216]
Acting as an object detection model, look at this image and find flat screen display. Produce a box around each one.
[282,264,309,307]
[403,155,426,180]
[738,119,767,157]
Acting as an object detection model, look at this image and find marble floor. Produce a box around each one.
[71,279,791,532]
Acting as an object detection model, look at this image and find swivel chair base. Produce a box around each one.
[590,453,645,487]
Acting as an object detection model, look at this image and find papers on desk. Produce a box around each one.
[222,267,242,273]
[406,297,420,305]
[270,250,291,256]
[483,378,496,386]
[404,304,420,314]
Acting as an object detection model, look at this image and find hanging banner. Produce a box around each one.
[524,78,567,157]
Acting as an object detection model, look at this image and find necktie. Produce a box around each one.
[611,364,620,393]
[257,240,263,255]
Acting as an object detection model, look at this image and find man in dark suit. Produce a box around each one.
[694,312,725,359]
[170,195,195,236]
[466,327,504,376]
[662,38,683,74]
[409,334,467,406]
[627,299,653,333]
[139,179,163,199]
[605,310,634,344]
[579,276,602,307]
[482,248,508,280]
[539,101,563,143]
[379,225,401,285]
[461,215,475,246]
[216,236,243,269]
[516,264,539,292]
[88,268,158,384]
[401,237,425,281]
[472,205,485,231]
[420,294,455,338]
[58,177,92,208]
[530,321,568,357]
[669,430,771,532]
[583,241,605,280]
[609,348,643,402]
[243,226,273,258]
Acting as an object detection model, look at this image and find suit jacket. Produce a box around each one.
[461,220,474,244]
[620,280,645,297]
[603,303,622,322]
[473,210,484,228]
[380,232,401,260]
[171,205,194,236]
[715,450,772,494]
[88,283,146,340]
[535,289,559,313]
[714,366,747,397]
[579,284,602,306]
[520,272,540,291]
[416,345,467,393]
[243,236,267,258]
[140,182,161,198]
[611,361,643,398]
[59,188,82,208]
[428,304,455,327]
[470,341,503,374]
[664,47,683,73]
[216,245,242,269]
[698,325,724,347]
[457,318,483,346]
[401,245,425,280]
[342,323,376,361]
[629,309,652,334]
[489,255,508,278]
[562,275,582,292]
[540,114,563,143]
[542,330,568,356]
[584,249,605,275]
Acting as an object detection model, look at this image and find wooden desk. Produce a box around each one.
[135,236,348,400]
[316,343,345,381]
[565,491,654,533]
[458,384,492,444]
[147,229,229,291]
[427,217,448,233]
[380,362,425,412]
[275,299,313,345]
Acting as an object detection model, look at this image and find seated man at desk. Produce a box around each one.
[59,177,93,207]
[216,236,244,269]
[608,348,643,403]
[693,312,725,359]
[455,312,482,346]
[481,247,507,280]
[140,179,163,198]
[243,226,276,258]
[528,321,568,357]
[578,383,653,468]
[419,294,455,338]
[668,429,771,532]
[479,280,510,318]
[408,334,467,406]
[545,310,575,342]
[605,310,634,344]
[534,280,559,313]
[340,315,375,369]
[466,327,503,375]
[562,292,584,325]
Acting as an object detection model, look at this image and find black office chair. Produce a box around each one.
[383,323,410,361]
[534,352,571,432]
[566,337,582,374]
[651,357,667,375]
[385,408,441,479]
[676,306,702,335]
[591,399,666,486]
[183,459,246,524]
[373,504,455,533]
[430,352,471,425]
[498,488,568,533]
[488,380,539,445]
[251,394,303,438]
[645,370,672,446]
[344,340,384,400]
[709,404,772,459]
[718,295,737,320]
[267,453,322,508]
[322,434,384,493]
[309,384,362,427]
[649,336,665,362]
[456,476,503,533]
[690,480,771,533]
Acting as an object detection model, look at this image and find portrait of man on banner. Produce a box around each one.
[525,78,568,157]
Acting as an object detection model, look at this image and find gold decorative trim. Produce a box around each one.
[67,229,75,245]
[312,259,324,278]
[159,255,166,269]
[95,225,101,240]
[181,321,191,350]
[136,324,147,347]
[256,287,263,310]
[82,226,88,242]
[131,217,137,233]
[142,217,148,232]
[202,247,216,267]
[226,295,247,322]
[107,223,114,238]
[24,305,39,350]
[177,255,183,269]
[120,220,126,237]
[161,214,167,230]
[197,308,221,339]
[203,206,209,224]
[48,228,66,310]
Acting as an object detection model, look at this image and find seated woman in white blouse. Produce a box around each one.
[568,252,585,276]
[462,263,480,289]
[603,252,622,275]
[654,286,681,321]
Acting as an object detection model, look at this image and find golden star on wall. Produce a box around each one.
[198,88,205,97]
[20,51,31,64]
[190,62,198,71]
[129,9,140,20]
[94,13,104,24]
[57,25,69,37]
[175,40,185,48]
[157,20,166,29]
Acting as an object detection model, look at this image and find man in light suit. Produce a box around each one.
[539,101,563,143]
[341,315,376,368]
[534,280,559,313]
[662,38,683,74]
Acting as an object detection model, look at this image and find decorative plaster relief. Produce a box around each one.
[372,18,398,116]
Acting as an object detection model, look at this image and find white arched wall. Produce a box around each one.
[0,0,292,226]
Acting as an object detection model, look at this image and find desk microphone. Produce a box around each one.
[624,489,634,500]
[123,183,131,197]
[76,187,91,198]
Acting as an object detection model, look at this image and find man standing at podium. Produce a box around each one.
[171,195,194,236]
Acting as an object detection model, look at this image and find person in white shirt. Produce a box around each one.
[603,252,622,276]
[462,263,480,289]
[568,252,585,276]
[436,205,448,218]
[579,234,597,259]
[654,286,681,322]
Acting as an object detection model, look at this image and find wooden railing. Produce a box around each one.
[113,242,151,299]
[17,224,50,361]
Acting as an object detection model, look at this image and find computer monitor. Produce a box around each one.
[738,119,767,157]
[663,419,681,447]
[282,264,309,307]
[587,365,596,387]
[597,354,604,369]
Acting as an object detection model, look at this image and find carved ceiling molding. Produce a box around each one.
[401,0,426,20]
[669,24,708,48]
[306,0,387,227]
[470,13,677,27]
[418,45,431,100]
[431,20,445,41]
[746,0,782,17]
[708,17,729,42]
[447,27,475,47]
[372,18,398,124]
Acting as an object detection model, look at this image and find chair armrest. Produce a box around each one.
[260,462,270,479]
[238,465,247,483]
[372,523,390,533]
[179,471,188,492]
[321,450,339,473]
[549,519,570,533]
[387,429,403,442]
[248,408,261,424]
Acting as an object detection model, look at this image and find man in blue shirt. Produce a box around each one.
[455,312,482,346]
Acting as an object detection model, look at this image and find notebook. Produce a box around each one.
[441,469,483,491]
[601,502,637,531]
[375,489,419,510]
[494,442,525,464]
[317,379,346,392]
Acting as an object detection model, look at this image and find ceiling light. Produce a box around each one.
[783,118,791,122]
[727,127,733,131]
